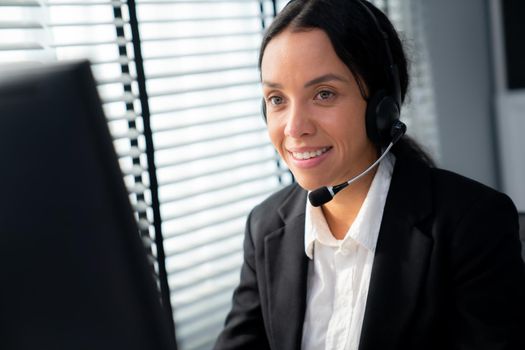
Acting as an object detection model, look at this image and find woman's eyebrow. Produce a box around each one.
[261,80,282,88]
[262,73,347,89]
[304,73,348,88]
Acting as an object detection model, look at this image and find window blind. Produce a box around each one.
[133,1,291,349]
[0,1,49,61]
[397,0,440,160]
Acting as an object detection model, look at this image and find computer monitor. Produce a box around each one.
[0,61,177,350]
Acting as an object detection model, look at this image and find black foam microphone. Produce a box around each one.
[308,120,406,207]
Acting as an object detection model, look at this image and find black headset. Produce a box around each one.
[261,0,403,148]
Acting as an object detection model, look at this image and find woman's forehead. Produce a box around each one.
[260,28,353,85]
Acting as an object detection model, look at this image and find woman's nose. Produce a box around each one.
[284,102,315,138]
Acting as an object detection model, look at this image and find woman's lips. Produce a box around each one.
[291,147,330,160]
[287,146,332,168]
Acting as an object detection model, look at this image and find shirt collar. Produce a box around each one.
[304,153,395,259]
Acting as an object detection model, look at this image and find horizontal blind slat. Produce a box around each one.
[127,182,148,195]
[144,47,257,61]
[173,288,232,317]
[107,111,140,122]
[0,21,42,29]
[162,169,286,205]
[174,293,231,326]
[171,264,241,295]
[0,0,40,6]
[148,80,259,99]
[167,244,241,275]
[153,111,259,133]
[96,72,135,85]
[161,186,283,222]
[170,281,237,308]
[138,0,261,3]
[153,124,266,151]
[156,141,272,169]
[137,15,268,24]
[171,248,242,279]
[47,19,127,27]
[151,95,260,117]
[102,92,138,104]
[132,200,150,213]
[45,1,123,6]
[141,30,262,42]
[160,155,280,191]
[90,56,133,65]
[49,37,131,48]
[122,164,148,177]
[117,147,144,159]
[0,43,43,51]
[169,226,243,256]
[146,63,257,80]
[111,128,141,140]
[164,208,251,240]
[185,334,220,350]
[175,308,231,344]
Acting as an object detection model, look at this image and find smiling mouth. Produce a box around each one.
[291,147,331,160]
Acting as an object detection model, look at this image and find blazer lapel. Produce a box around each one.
[359,158,434,350]
[264,187,309,350]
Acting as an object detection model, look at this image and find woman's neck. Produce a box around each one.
[320,166,377,240]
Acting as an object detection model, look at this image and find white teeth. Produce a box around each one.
[293,147,328,160]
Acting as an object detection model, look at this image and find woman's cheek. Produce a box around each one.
[267,122,284,153]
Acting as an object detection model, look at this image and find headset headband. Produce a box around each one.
[354,0,402,109]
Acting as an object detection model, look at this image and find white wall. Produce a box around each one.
[422,0,525,211]
[490,0,525,211]
[422,0,499,189]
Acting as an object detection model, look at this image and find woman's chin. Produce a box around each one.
[293,177,328,192]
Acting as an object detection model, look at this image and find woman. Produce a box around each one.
[214,1,525,349]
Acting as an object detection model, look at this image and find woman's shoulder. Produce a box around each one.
[395,157,518,233]
[251,182,306,218]
[247,182,306,236]
[397,155,512,207]
[420,164,519,241]
[428,166,515,210]
[398,159,521,269]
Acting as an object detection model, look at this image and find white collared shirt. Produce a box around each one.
[301,153,395,350]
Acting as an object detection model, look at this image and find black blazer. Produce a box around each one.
[214,157,525,350]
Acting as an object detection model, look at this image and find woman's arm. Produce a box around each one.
[213,211,271,350]
[448,191,525,349]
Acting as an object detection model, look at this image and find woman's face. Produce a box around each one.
[261,28,377,191]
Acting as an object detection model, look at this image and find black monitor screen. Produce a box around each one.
[503,0,525,90]
[0,61,177,350]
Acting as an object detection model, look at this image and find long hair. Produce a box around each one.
[259,0,435,166]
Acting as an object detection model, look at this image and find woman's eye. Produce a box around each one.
[315,90,335,100]
[269,96,284,106]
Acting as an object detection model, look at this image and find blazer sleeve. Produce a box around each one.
[448,191,525,349]
[213,211,271,350]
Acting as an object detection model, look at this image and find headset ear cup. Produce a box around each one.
[366,90,400,146]
[365,90,387,145]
